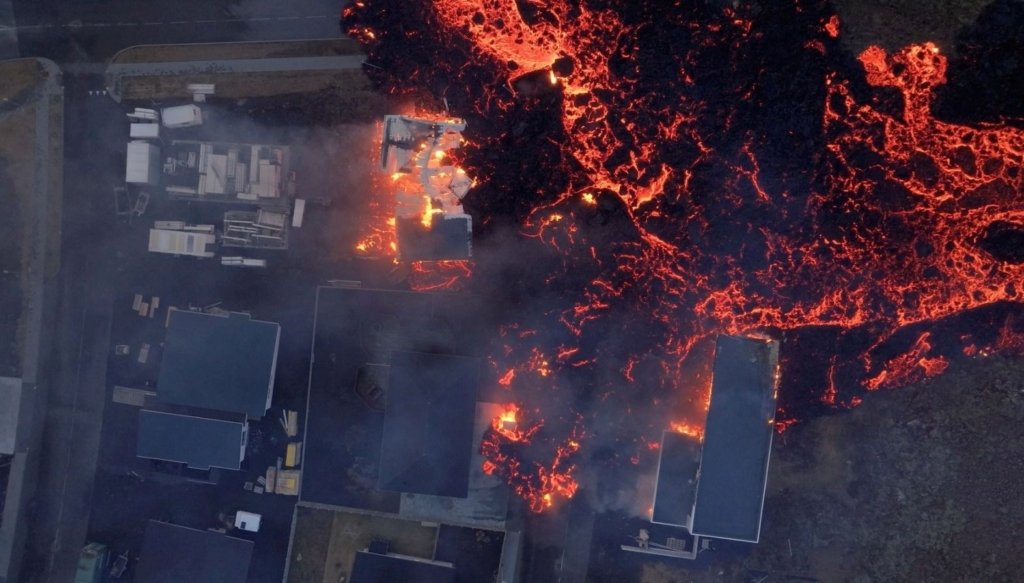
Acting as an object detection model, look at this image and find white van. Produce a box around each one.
[161,104,203,128]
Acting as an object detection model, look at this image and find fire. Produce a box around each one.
[669,421,703,440]
[481,404,582,512]
[345,0,1024,512]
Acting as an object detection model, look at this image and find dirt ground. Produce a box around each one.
[112,38,365,64]
[119,68,373,101]
[287,505,439,583]
[0,59,49,375]
[830,0,992,55]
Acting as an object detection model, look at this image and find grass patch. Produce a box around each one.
[831,0,991,55]
[120,68,372,101]
[113,38,363,64]
[0,59,41,101]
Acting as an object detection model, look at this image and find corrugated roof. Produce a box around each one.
[690,335,778,543]
[136,521,252,583]
[137,410,244,470]
[651,431,702,527]
[157,310,279,418]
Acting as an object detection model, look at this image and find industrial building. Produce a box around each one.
[136,410,248,471]
[377,350,479,498]
[288,285,515,582]
[644,334,779,554]
[135,520,253,583]
[156,308,279,419]
[134,308,280,471]
[350,547,454,583]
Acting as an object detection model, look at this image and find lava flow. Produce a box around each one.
[345,0,1024,512]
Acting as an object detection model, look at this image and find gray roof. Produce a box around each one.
[157,309,279,418]
[690,335,779,543]
[136,520,253,583]
[350,551,454,583]
[651,431,702,527]
[0,377,22,455]
[137,410,245,470]
[396,216,472,261]
[377,351,479,498]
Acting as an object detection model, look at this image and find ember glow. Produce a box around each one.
[355,116,473,290]
[345,1,1024,512]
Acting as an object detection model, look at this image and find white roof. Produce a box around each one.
[126,141,159,184]
[0,376,22,455]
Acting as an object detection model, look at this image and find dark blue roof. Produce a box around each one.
[350,551,454,583]
[690,335,778,542]
[396,216,472,261]
[651,431,702,526]
[157,310,279,418]
[377,351,479,497]
[137,410,244,470]
[136,520,253,583]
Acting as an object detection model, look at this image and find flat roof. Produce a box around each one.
[0,377,22,455]
[396,216,472,261]
[302,286,483,510]
[377,351,479,498]
[350,551,454,583]
[398,402,509,529]
[690,335,779,543]
[137,410,244,470]
[157,309,279,418]
[136,520,253,583]
[651,431,702,527]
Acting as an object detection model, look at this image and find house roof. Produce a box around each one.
[350,551,454,583]
[137,410,245,470]
[377,351,479,498]
[157,309,279,418]
[651,431,702,527]
[135,520,253,583]
[0,377,22,455]
[690,335,779,543]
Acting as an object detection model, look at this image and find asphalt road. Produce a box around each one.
[11,0,341,63]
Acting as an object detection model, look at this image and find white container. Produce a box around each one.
[130,123,160,139]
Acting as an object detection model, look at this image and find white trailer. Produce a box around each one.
[148,229,216,257]
[130,123,160,139]
[126,141,161,185]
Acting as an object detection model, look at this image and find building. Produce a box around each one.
[380,115,474,261]
[157,308,279,419]
[287,285,514,582]
[377,351,479,497]
[135,520,253,583]
[650,431,701,527]
[163,140,291,204]
[646,334,779,550]
[136,410,248,471]
[0,378,23,456]
[350,548,454,583]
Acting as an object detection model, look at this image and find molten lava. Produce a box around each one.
[345,0,1024,512]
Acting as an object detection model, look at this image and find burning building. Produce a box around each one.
[343,0,1024,547]
[299,285,498,515]
[380,115,474,261]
